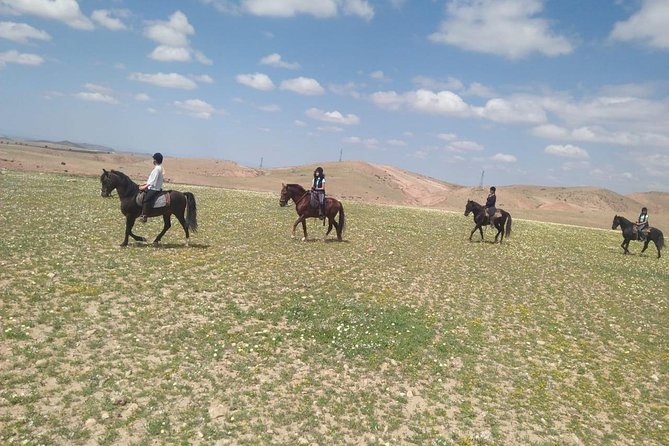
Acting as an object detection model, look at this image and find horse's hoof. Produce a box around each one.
[301,237,306,242]
[120,243,127,247]
[291,234,296,239]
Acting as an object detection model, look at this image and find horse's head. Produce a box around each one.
[279,183,290,207]
[464,199,474,216]
[612,215,620,230]
[100,169,116,197]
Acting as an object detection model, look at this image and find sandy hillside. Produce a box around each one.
[1,140,667,230]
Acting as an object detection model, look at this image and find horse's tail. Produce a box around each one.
[338,202,346,234]
[655,229,664,251]
[185,192,198,232]
[505,212,512,238]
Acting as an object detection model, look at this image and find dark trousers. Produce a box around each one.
[142,189,160,216]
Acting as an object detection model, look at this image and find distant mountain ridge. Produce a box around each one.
[1,139,667,229]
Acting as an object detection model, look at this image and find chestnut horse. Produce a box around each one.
[279,183,345,241]
[100,169,197,246]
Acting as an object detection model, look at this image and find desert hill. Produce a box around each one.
[1,139,667,230]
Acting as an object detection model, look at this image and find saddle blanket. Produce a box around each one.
[135,191,169,208]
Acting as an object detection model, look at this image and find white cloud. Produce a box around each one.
[369,90,405,111]
[150,45,191,62]
[280,77,325,95]
[409,89,470,115]
[477,97,546,124]
[0,49,43,67]
[610,0,669,49]
[259,53,300,69]
[448,140,484,152]
[429,0,573,59]
[240,0,374,19]
[544,144,590,160]
[369,70,387,81]
[174,99,216,119]
[491,153,517,163]
[135,93,150,101]
[386,139,407,146]
[306,107,360,125]
[370,89,471,116]
[294,120,307,127]
[329,82,363,99]
[437,132,457,141]
[143,11,210,64]
[236,72,275,91]
[91,9,128,31]
[128,72,198,89]
[191,74,213,83]
[75,91,118,104]
[144,10,193,46]
[0,21,51,43]
[343,136,379,148]
[0,0,94,30]
[194,51,213,65]
[531,124,569,139]
[83,83,111,94]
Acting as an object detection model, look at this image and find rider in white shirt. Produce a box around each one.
[138,152,164,222]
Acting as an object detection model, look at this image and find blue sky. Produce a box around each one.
[1,0,668,193]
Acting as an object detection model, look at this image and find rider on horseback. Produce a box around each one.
[312,166,326,220]
[485,186,497,227]
[636,207,649,241]
[139,152,164,223]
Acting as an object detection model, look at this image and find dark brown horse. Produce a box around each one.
[279,183,345,241]
[100,169,197,246]
[464,199,512,243]
[612,215,664,258]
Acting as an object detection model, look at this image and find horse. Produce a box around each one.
[279,183,345,241]
[464,199,512,243]
[100,169,197,246]
[612,215,664,258]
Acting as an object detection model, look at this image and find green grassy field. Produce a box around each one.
[1,170,667,445]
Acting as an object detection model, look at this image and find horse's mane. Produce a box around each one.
[110,169,139,195]
[286,183,307,193]
[615,215,633,225]
[110,170,135,184]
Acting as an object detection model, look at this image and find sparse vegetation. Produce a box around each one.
[1,170,667,445]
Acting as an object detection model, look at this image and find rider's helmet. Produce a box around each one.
[152,152,163,164]
[490,186,496,192]
[642,207,648,213]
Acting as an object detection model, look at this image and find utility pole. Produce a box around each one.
[478,169,485,189]
[259,157,263,168]
[339,147,343,162]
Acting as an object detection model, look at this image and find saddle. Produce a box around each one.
[632,226,651,240]
[135,190,170,208]
[310,191,323,210]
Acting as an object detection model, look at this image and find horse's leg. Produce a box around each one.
[469,225,478,241]
[175,207,190,246]
[301,218,308,241]
[292,215,305,239]
[153,214,171,245]
[641,239,649,254]
[121,216,134,246]
[621,238,629,254]
[126,215,146,243]
[498,220,505,243]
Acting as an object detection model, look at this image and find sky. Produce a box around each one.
[1,0,668,194]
